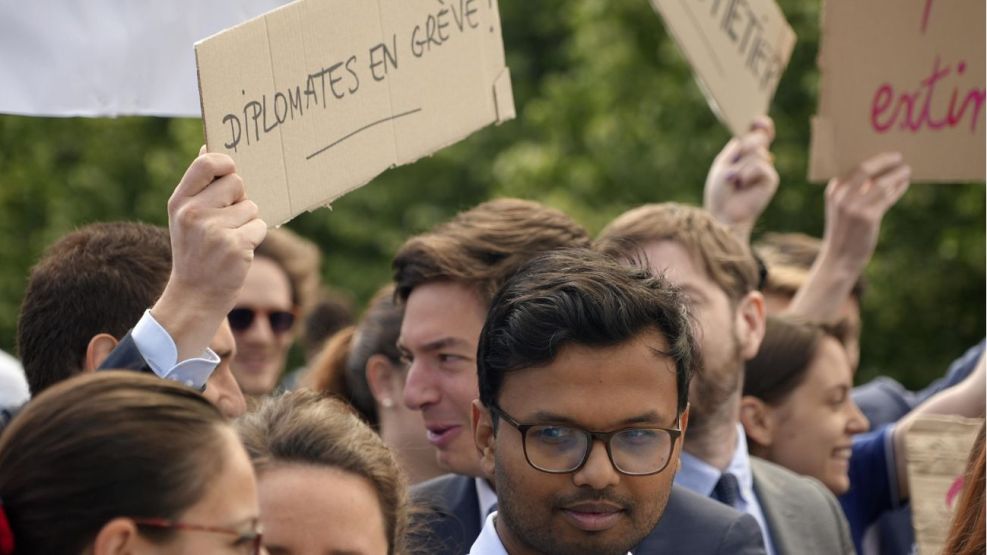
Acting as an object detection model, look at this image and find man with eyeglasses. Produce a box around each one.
[470,248,765,555]
[399,201,764,554]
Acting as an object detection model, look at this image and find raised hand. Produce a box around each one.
[703,116,779,243]
[151,148,267,361]
[787,152,910,324]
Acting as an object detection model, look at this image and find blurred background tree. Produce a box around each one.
[0,0,982,388]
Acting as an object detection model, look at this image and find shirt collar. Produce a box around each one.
[475,477,498,520]
[675,424,755,505]
[468,513,509,555]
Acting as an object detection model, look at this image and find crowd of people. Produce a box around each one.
[0,110,982,555]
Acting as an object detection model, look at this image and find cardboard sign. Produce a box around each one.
[810,0,986,182]
[196,0,515,225]
[650,0,796,137]
[905,414,983,555]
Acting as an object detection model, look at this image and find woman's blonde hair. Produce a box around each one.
[235,390,409,554]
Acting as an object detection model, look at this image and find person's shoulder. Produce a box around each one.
[636,485,766,554]
[750,456,833,502]
[408,474,482,555]
[411,473,475,506]
[751,457,853,554]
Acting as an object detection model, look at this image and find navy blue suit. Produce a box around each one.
[410,474,766,555]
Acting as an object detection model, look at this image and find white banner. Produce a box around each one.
[0,0,290,117]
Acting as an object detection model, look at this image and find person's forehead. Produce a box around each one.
[239,257,293,308]
[399,281,486,348]
[805,336,853,389]
[499,333,679,426]
[641,240,715,288]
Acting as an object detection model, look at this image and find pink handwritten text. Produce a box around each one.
[870,56,986,134]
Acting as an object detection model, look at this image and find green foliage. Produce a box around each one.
[0,0,982,389]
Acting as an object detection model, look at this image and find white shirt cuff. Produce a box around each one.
[131,310,219,390]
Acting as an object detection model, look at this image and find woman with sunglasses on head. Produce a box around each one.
[236,389,412,555]
[741,315,986,553]
[228,228,321,398]
[0,371,263,555]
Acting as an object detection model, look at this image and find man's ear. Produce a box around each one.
[92,517,139,555]
[365,354,399,409]
[739,395,775,453]
[85,334,119,371]
[734,290,766,361]
[472,399,496,480]
[670,403,691,474]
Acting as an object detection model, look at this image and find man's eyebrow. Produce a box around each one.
[527,410,674,427]
[400,336,473,352]
[215,348,233,359]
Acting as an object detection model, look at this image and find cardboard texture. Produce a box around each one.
[196,0,515,225]
[810,0,986,182]
[650,0,796,137]
[905,414,984,555]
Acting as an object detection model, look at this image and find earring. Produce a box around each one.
[380,398,395,409]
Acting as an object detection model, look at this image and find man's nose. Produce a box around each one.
[403,358,441,411]
[571,440,621,490]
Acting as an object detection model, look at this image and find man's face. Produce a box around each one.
[230,256,294,396]
[474,330,687,555]
[399,281,487,477]
[642,240,747,433]
[203,320,248,418]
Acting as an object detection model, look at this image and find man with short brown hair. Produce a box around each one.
[598,202,854,555]
[398,199,766,555]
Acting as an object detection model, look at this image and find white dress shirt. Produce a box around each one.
[130,310,219,390]
[476,477,497,520]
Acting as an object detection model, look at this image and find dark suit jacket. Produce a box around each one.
[411,474,766,555]
[751,457,855,555]
[98,332,153,373]
[634,485,766,554]
[410,474,481,555]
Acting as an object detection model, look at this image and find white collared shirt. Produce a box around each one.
[130,309,220,390]
[475,477,497,520]
[468,512,633,555]
[675,423,775,555]
[468,513,509,555]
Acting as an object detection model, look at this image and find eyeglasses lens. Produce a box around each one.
[227,308,295,334]
[524,425,673,474]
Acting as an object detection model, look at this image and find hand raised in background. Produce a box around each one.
[788,151,910,324]
[703,116,779,244]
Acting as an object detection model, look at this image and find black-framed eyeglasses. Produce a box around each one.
[133,517,263,555]
[228,307,296,334]
[489,405,682,476]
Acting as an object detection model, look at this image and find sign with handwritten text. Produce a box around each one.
[196,0,515,225]
[649,0,796,137]
[905,415,983,555]
[810,0,985,182]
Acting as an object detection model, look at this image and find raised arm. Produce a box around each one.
[150,148,267,361]
[703,116,779,244]
[786,152,910,323]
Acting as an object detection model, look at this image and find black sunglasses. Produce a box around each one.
[227,307,296,334]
